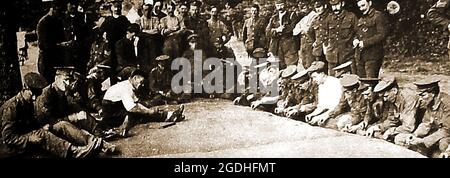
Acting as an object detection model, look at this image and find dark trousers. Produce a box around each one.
[356,58,383,78]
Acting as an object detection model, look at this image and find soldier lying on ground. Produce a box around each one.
[284,69,318,121]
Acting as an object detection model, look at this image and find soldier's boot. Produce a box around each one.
[69,137,101,158]
[165,104,185,122]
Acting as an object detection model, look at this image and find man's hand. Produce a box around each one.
[365,125,380,138]
[316,114,330,126]
[251,101,262,110]
[42,124,52,131]
[358,41,364,48]
[28,134,43,144]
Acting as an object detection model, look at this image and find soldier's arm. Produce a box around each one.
[421,103,450,147]
[427,0,450,30]
[361,13,388,48]
[1,107,29,149]
[395,98,419,133]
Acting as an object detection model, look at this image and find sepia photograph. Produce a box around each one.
[0,0,449,165]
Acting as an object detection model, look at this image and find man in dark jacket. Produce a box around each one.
[353,0,388,78]
[1,73,114,158]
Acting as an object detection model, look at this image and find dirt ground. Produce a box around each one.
[18,35,449,158]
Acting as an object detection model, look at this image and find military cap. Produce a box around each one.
[329,0,343,5]
[291,69,309,80]
[127,23,141,33]
[358,77,379,90]
[252,48,268,58]
[281,65,297,78]
[187,34,198,42]
[24,72,48,90]
[314,0,326,7]
[275,0,286,4]
[144,0,154,5]
[374,76,397,93]
[333,61,352,71]
[413,76,440,93]
[156,55,171,61]
[55,66,75,76]
[307,61,325,73]
[340,74,359,89]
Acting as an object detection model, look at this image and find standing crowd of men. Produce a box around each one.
[1,0,450,158]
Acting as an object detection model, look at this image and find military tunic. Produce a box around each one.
[355,9,388,78]
[324,10,358,76]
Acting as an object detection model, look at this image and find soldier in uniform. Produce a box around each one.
[266,0,300,69]
[243,4,268,58]
[392,77,450,157]
[428,0,450,60]
[140,2,164,57]
[353,0,389,78]
[327,74,368,131]
[183,1,210,52]
[100,0,131,79]
[1,73,115,158]
[293,1,318,69]
[207,6,232,49]
[37,0,71,83]
[308,0,329,70]
[284,69,318,121]
[35,67,97,133]
[273,65,298,116]
[364,76,415,141]
[86,65,113,115]
[323,0,358,76]
[62,0,90,75]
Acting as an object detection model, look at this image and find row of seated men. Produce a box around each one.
[234,48,450,158]
[0,64,186,158]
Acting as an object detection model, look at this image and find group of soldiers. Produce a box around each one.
[1,0,450,158]
[232,0,450,158]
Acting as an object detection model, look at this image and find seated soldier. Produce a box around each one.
[273,65,298,116]
[284,69,318,121]
[304,61,343,128]
[101,69,186,137]
[35,67,97,133]
[392,77,450,158]
[364,77,412,140]
[327,74,368,132]
[1,73,116,158]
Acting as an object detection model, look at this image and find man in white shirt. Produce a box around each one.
[101,69,185,137]
[305,61,343,128]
